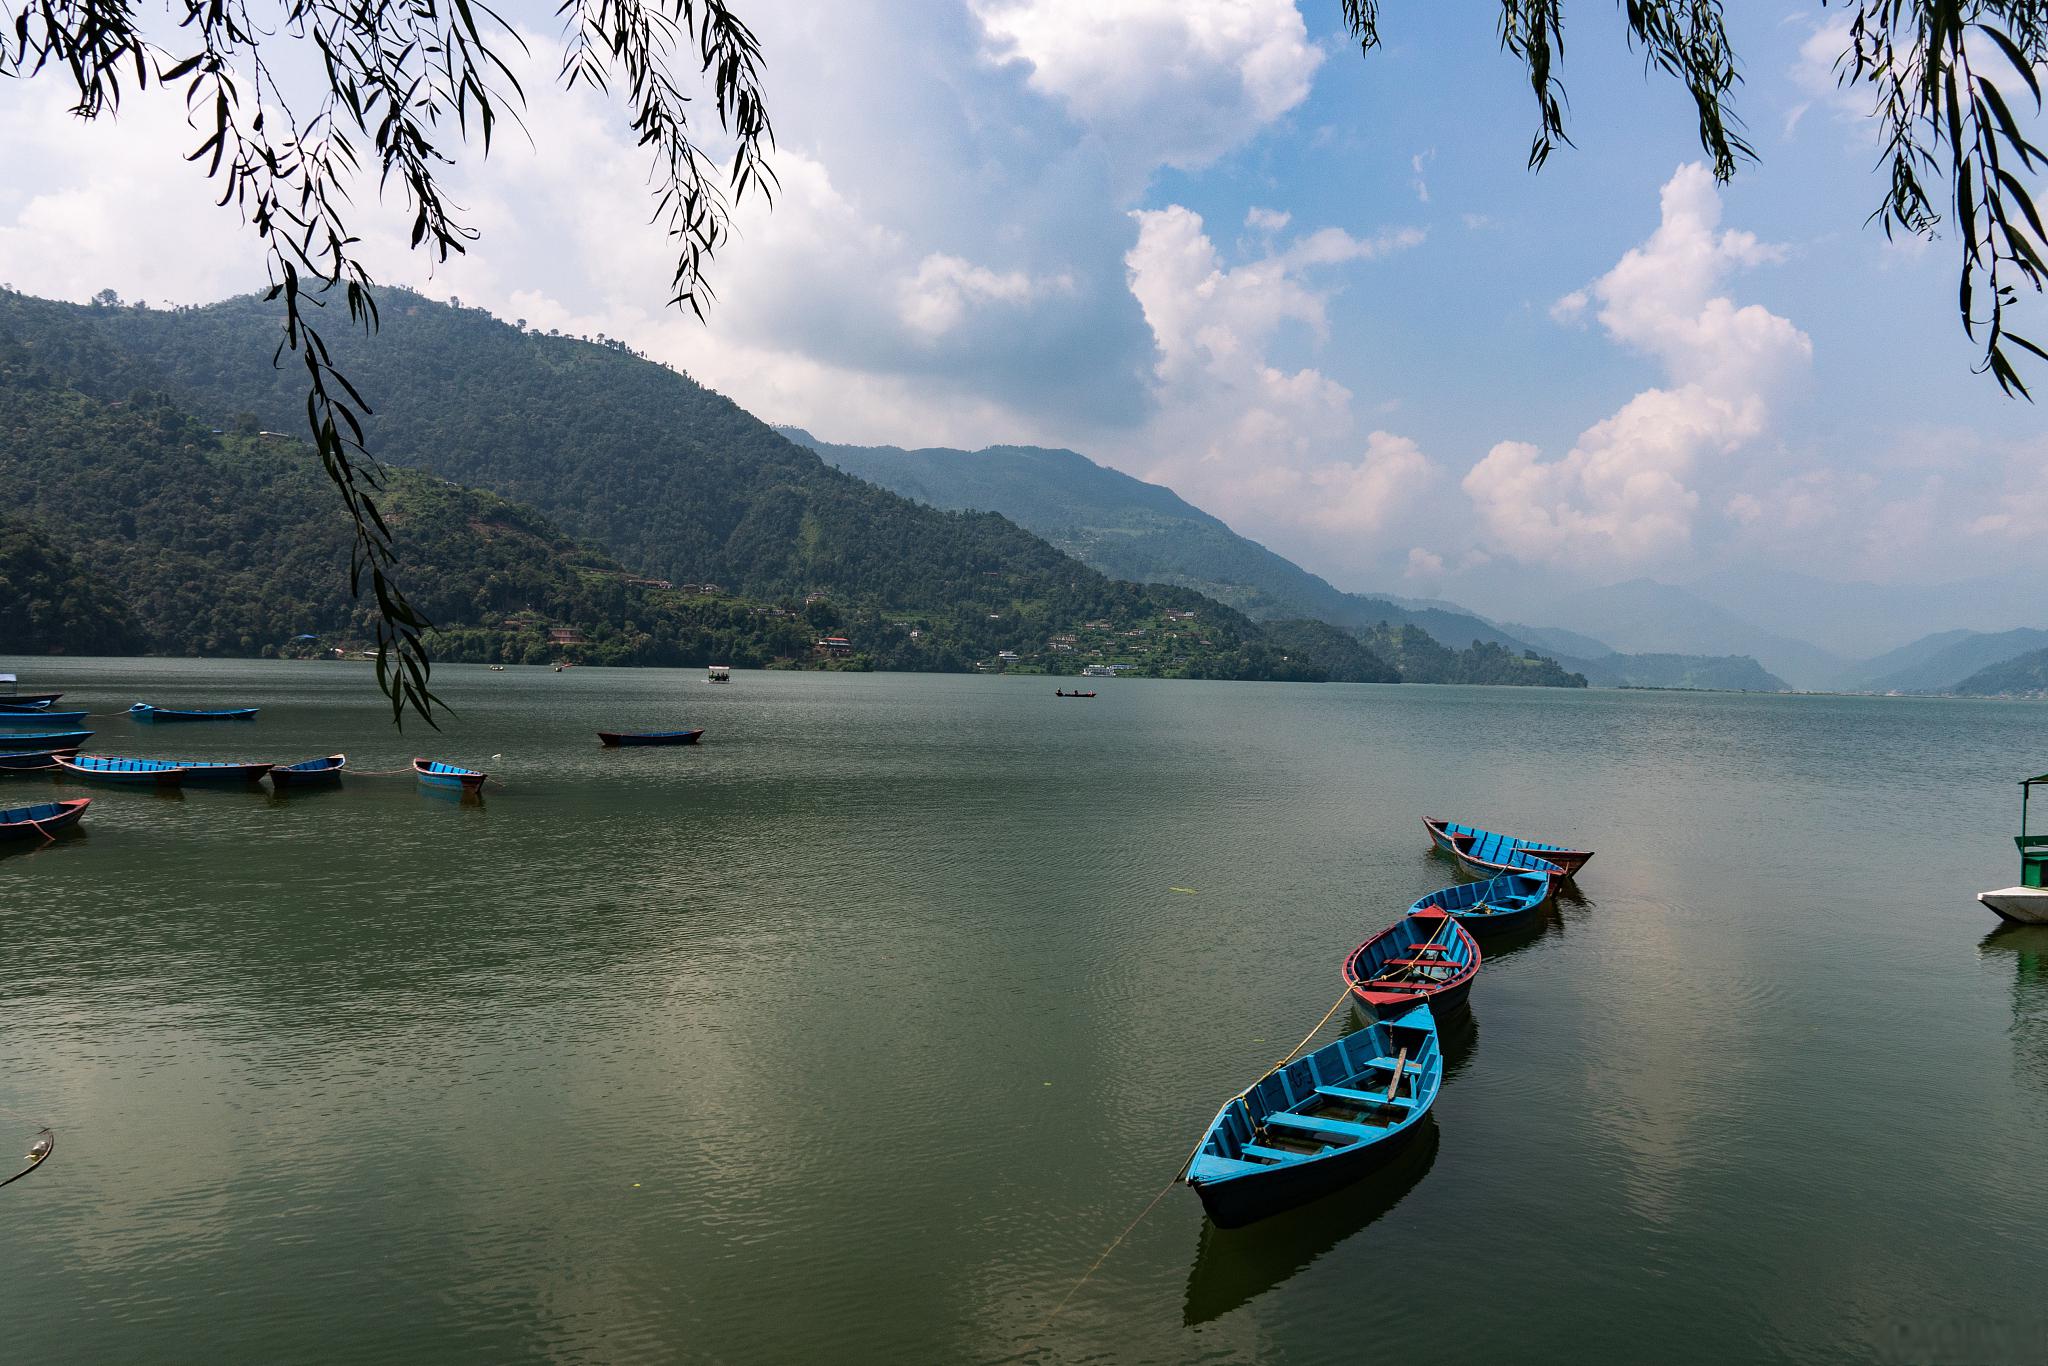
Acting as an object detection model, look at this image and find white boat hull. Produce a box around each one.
[1978,886,2048,924]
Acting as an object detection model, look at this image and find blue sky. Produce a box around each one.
[2,1,2043,638]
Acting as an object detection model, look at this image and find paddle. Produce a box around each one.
[1384,1046,1409,1104]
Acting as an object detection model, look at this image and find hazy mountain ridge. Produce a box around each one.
[1953,647,2048,697]
[1847,628,2048,693]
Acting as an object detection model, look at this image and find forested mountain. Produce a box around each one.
[1846,628,2048,693]
[1541,579,1845,689]
[1356,626,1587,687]
[0,291,1343,678]
[780,428,1537,650]
[1952,649,2048,697]
[0,513,141,655]
[1559,652,1787,691]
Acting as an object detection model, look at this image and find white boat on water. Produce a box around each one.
[1980,769,2048,922]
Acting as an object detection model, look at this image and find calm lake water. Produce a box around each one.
[3,657,2047,1363]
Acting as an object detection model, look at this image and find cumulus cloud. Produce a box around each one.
[973,0,1321,187]
[1463,164,1811,572]
[1119,203,1436,557]
[1405,547,1445,579]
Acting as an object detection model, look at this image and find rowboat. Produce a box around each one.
[270,754,347,788]
[598,730,704,747]
[1054,689,1096,698]
[1445,829,1565,882]
[174,761,275,785]
[1184,1003,1441,1227]
[0,675,61,708]
[1411,871,1551,935]
[708,665,731,683]
[129,702,259,722]
[55,755,186,786]
[1424,817,1592,876]
[0,700,53,712]
[0,798,89,841]
[0,710,87,727]
[2,731,92,750]
[414,758,486,792]
[1343,908,1481,1018]
[0,748,81,773]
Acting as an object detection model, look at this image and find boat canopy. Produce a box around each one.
[0,675,14,684]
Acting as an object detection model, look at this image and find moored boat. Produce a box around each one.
[1981,769,2048,922]
[1185,1004,1442,1228]
[1344,908,1481,1018]
[2,731,93,750]
[174,760,276,785]
[1446,829,1565,882]
[0,674,61,708]
[270,754,347,788]
[413,758,487,792]
[1054,689,1096,698]
[1424,816,1593,875]
[130,702,260,722]
[0,748,79,774]
[598,730,704,747]
[0,798,89,841]
[0,710,87,727]
[55,755,187,786]
[1411,871,1551,935]
[0,700,53,712]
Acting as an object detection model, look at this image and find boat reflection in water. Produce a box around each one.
[1182,1119,1439,1326]
[1980,922,2048,1094]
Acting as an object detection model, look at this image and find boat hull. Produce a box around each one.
[0,748,79,773]
[2,731,92,750]
[178,763,275,785]
[413,759,487,792]
[1343,910,1480,1019]
[0,710,86,727]
[1193,1115,1428,1229]
[1979,886,2048,924]
[1450,842,1564,884]
[130,705,259,722]
[0,798,89,841]
[55,757,184,786]
[270,755,346,787]
[0,694,62,709]
[1411,872,1552,937]
[598,730,704,747]
[1424,817,1591,876]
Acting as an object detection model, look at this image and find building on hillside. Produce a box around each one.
[815,636,854,658]
[548,627,588,646]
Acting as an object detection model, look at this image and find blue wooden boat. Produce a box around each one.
[1424,817,1592,876]
[1344,908,1481,1018]
[414,758,486,792]
[0,748,80,774]
[598,729,704,747]
[0,699,53,712]
[55,755,187,786]
[2,731,92,750]
[0,710,87,727]
[1410,871,1551,936]
[0,798,89,841]
[1443,827,1565,882]
[270,754,346,788]
[1185,1004,1442,1227]
[130,702,259,722]
[174,760,275,785]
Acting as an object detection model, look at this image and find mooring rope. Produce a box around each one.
[1030,985,1354,1344]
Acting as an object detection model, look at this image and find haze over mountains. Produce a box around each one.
[781,431,2048,697]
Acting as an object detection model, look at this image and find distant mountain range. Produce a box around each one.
[785,431,1796,691]
[1954,647,2048,696]
[1842,628,2048,693]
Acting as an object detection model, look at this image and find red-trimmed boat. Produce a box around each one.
[598,730,704,747]
[1424,817,1592,876]
[0,798,89,841]
[1343,907,1481,1018]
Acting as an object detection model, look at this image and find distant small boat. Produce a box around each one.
[1185,1003,1442,1227]
[598,730,704,747]
[129,703,259,722]
[1411,872,1551,936]
[55,755,186,786]
[413,758,487,792]
[1424,817,1592,876]
[0,710,87,727]
[0,798,89,842]
[174,760,275,785]
[1054,689,1096,698]
[488,665,507,672]
[2,731,92,750]
[0,748,80,773]
[1344,908,1481,1017]
[708,665,731,683]
[270,754,347,788]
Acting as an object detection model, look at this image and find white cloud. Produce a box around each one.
[1120,203,1436,558]
[1411,148,1434,204]
[973,0,1322,187]
[1405,547,1445,579]
[1245,206,1292,234]
[1464,163,1811,572]
[897,253,1072,338]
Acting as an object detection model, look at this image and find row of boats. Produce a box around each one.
[1181,818,1593,1227]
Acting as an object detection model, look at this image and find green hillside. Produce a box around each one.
[1563,652,1788,691]
[1953,648,2048,697]
[1849,628,2048,693]
[0,513,142,655]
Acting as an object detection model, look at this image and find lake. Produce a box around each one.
[2,657,2046,1363]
